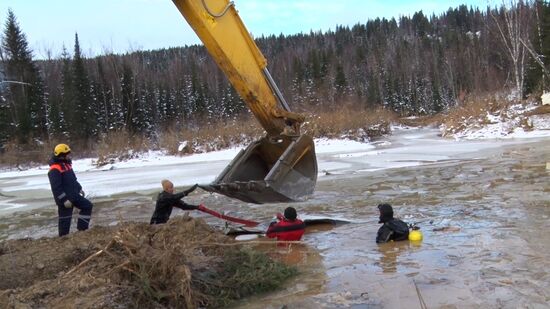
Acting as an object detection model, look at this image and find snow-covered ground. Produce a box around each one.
[0,138,375,180]
[0,119,548,215]
[441,103,550,140]
[0,138,377,213]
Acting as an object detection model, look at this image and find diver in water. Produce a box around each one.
[376,203,409,243]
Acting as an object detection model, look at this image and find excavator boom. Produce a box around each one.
[172,0,317,204]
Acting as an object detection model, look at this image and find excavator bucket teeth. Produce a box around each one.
[202,135,317,204]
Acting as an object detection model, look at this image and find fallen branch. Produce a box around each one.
[64,240,115,277]
[100,260,130,277]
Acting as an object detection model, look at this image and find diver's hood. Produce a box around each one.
[378,204,394,223]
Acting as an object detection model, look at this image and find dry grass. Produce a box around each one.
[443,95,508,125]
[0,104,399,167]
[398,94,550,134]
[303,104,398,141]
[400,93,544,129]
[0,217,296,308]
[159,118,264,155]
[0,139,56,169]
[95,130,152,166]
[398,114,446,127]
[437,94,534,137]
[153,106,398,157]
[524,104,550,116]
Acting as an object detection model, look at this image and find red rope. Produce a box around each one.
[197,204,259,227]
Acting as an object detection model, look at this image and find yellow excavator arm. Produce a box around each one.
[172,0,304,135]
[172,0,317,204]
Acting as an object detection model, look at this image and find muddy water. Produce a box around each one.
[1,135,549,308]
[231,140,550,308]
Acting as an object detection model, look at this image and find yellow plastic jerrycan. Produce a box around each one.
[409,227,423,242]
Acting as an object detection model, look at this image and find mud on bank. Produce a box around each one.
[0,216,295,308]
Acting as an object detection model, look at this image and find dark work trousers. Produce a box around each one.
[57,195,93,236]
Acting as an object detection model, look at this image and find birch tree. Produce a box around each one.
[491,0,534,99]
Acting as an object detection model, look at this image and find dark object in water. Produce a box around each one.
[225,216,351,236]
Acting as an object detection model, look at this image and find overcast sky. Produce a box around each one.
[1,0,493,59]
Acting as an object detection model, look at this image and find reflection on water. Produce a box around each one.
[376,241,412,273]
[229,240,328,309]
[268,243,310,266]
[1,138,549,308]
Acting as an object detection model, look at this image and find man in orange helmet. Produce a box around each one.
[47,144,93,237]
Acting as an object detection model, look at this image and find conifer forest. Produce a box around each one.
[1,1,549,146]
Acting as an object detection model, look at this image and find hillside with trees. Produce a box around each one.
[1,1,549,158]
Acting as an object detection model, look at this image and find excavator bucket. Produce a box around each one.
[201,135,317,204]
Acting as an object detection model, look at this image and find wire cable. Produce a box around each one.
[201,0,234,18]
[413,279,428,309]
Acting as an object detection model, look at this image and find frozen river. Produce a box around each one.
[1,127,549,308]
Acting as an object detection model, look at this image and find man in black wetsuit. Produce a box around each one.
[376,203,409,243]
[150,179,199,224]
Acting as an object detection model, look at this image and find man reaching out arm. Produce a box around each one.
[150,180,199,224]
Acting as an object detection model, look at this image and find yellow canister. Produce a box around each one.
[409,229,423,241]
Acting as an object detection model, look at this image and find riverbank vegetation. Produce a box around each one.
[0,216,296,308]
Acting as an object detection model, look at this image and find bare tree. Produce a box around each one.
[520,37,550,78]
[490,0,534,99]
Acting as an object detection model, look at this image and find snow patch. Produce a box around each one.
[442,103,550,140]
[177,141,188,152]
[314,138,375,154]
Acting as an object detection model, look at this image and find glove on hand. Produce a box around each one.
[183,184,199,196]
[79,190,85,197]
[63,200,73,208]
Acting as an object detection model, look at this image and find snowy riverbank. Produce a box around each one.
[1,122,549,216]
